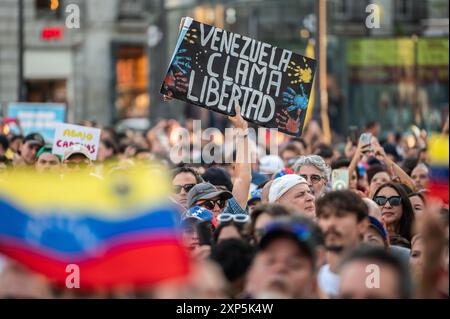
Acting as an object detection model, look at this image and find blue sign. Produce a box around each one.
[7,103,66,143]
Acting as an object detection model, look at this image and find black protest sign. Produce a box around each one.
[161,17,316,137]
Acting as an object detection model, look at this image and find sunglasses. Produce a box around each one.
[300,174,323,184]
[217,213,249,225]
[373,196,402,207]
[198,199,227,210]
[173,183,195,194]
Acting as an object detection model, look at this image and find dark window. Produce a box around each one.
[35,0,63,19]
[25,79,67,104]
[335,0,351,20]
[333,0,369,22]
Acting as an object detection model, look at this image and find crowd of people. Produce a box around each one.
[0,106,448,299]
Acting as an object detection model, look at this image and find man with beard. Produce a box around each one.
[316,190,369,298]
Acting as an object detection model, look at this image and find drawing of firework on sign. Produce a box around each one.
[183,28,198,44]
[287,58,313,84]
[194,50,208,74]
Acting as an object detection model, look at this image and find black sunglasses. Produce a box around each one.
[373,196,402,207]
[198,199,227,210]
[173,183,195,194]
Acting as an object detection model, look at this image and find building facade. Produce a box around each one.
[0,0,448,137]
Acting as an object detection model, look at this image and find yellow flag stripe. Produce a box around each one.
[0,164,172,217]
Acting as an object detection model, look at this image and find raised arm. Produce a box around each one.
[372,138,416,191]
[348,138,370,187]
[228,105,252,210]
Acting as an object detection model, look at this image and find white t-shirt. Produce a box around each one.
[318,264,340,298]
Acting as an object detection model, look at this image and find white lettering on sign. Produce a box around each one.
[166,19,314,136]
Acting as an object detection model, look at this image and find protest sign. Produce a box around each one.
[52,123,101,160]
[161,17,317,137]
[7,103,66,142]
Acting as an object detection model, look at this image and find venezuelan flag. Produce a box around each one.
[427,133,449,204]
[0,165,190,290]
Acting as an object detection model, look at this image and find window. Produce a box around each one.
[118,0,147,20]
[25,79,67,103]
[35,0,63,19]
[114,46,149,118]
[334,0,352,20]
[395,0,413,21]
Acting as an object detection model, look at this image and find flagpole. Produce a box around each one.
[318,0,331,144]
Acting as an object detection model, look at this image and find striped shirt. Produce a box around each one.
[222,197,247,215]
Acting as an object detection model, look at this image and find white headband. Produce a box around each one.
[268,174,308,203]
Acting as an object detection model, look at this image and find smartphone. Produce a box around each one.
[359,133,373,154]
[359,132,372,146]
[331,169,349,191]
[197,220,214,246]
[348,126,359,146]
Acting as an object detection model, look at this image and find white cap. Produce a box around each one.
[269,174,308,203]
[259,155,284,175]
[62,144,92,161]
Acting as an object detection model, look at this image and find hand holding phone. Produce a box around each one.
[371,137,389,163]
[359,133,373,154]
[359,133,372,146]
